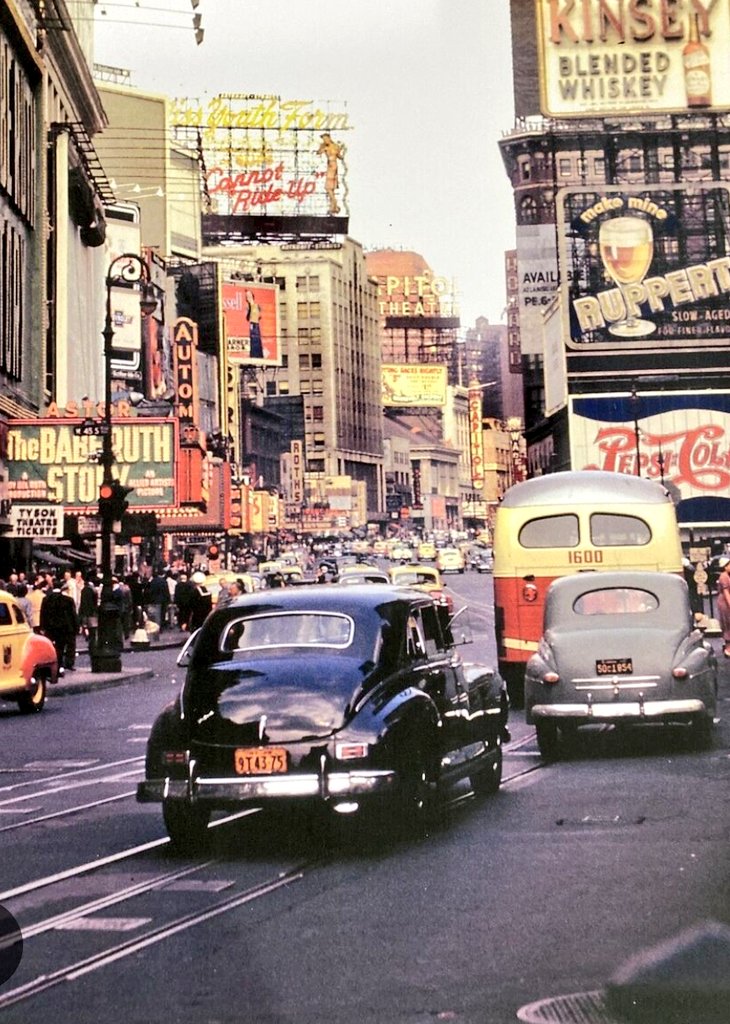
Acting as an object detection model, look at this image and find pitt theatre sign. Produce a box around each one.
[536,0,730,117]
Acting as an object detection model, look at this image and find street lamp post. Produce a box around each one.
[91,253,155,673]
[629,385,642,476]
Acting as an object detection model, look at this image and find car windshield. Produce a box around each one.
[573,588,659,615]
[220,611,353,652]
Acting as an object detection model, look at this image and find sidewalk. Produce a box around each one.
[49,627,188,697]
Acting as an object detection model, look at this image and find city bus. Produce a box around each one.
[492,471,683,705]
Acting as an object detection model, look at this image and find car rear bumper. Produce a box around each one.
[530,698,708,721]
[137,768,396,805]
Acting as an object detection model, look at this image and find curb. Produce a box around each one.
[49,667,156,697]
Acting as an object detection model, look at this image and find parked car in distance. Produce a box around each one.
[436,547,466,574]
[525,571,718,760]
[138,585,508,849]
[388,563,453,612]
[0,589,59,713]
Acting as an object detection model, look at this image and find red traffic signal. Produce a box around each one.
[98,480,133,526]
[207,544,220,561]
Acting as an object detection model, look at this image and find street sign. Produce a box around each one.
[73,420,110,437]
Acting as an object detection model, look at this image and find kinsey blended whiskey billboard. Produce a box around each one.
[558,183,730,350]
[536,0,730,117]
[570,391,730,526]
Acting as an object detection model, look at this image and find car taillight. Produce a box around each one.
[162,750,188,766]
[672,667,689,679]
[542,671,560,684]
[335,741,369,760]
[523,582,538,603]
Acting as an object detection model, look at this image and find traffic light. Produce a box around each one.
[207,543,221,562]
[98,480,133,530]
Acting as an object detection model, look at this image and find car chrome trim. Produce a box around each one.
[137,769,397,804]
[531,699,707,719]
[572,678,660,689]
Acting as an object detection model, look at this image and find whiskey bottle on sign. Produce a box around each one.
[683,13,712,108]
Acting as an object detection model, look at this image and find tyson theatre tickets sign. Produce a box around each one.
[536,0,730,117]
[558,183,730,350]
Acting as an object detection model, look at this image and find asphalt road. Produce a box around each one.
[0,570,728,1024]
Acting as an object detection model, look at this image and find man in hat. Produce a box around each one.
[40,578,79,674]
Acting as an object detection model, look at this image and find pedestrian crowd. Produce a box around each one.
[0,564,216,675]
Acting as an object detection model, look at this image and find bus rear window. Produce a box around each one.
[519,514,579,548]
[590,513,651,546]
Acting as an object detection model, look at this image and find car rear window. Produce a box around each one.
[220,612,353,652]
[573,588,659,615]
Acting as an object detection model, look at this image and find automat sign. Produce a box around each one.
[5,419,177,510]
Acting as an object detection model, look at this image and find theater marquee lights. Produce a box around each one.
[536,0,730,117]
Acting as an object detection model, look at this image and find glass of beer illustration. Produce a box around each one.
[598,216,656,337]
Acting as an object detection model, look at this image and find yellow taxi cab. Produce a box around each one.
[436,547,466,574]
[0,589,58,713]
[388,564,453,612]
[417,540,437,561]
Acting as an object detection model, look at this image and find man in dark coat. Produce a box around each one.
[40,578,79,674]
[144,567,170,632]
[174,572,195,630]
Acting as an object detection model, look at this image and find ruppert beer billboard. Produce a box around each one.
[570,391,730,526]
[536,0,730,117]
[558,182,730,350]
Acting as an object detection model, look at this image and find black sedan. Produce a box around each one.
[138,584,508,848]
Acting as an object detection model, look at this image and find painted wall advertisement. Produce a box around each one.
[558,183,730,350]
[536,0,730,117]
[170,95,351,219]
[381,364,448,408]
[6,420,177,511]
[221,282,281,365]
[570,391,730,526]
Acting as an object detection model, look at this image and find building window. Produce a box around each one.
[313,432,326,449]
[559,157,572,177]
[594,156,605,177]
[266,381,277,396]
[518,156,531,182]
[298,327,309,341]
[312,405,324,422]
[311,352,322,368]
[519,195,538,224]
[299,353,310,369]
